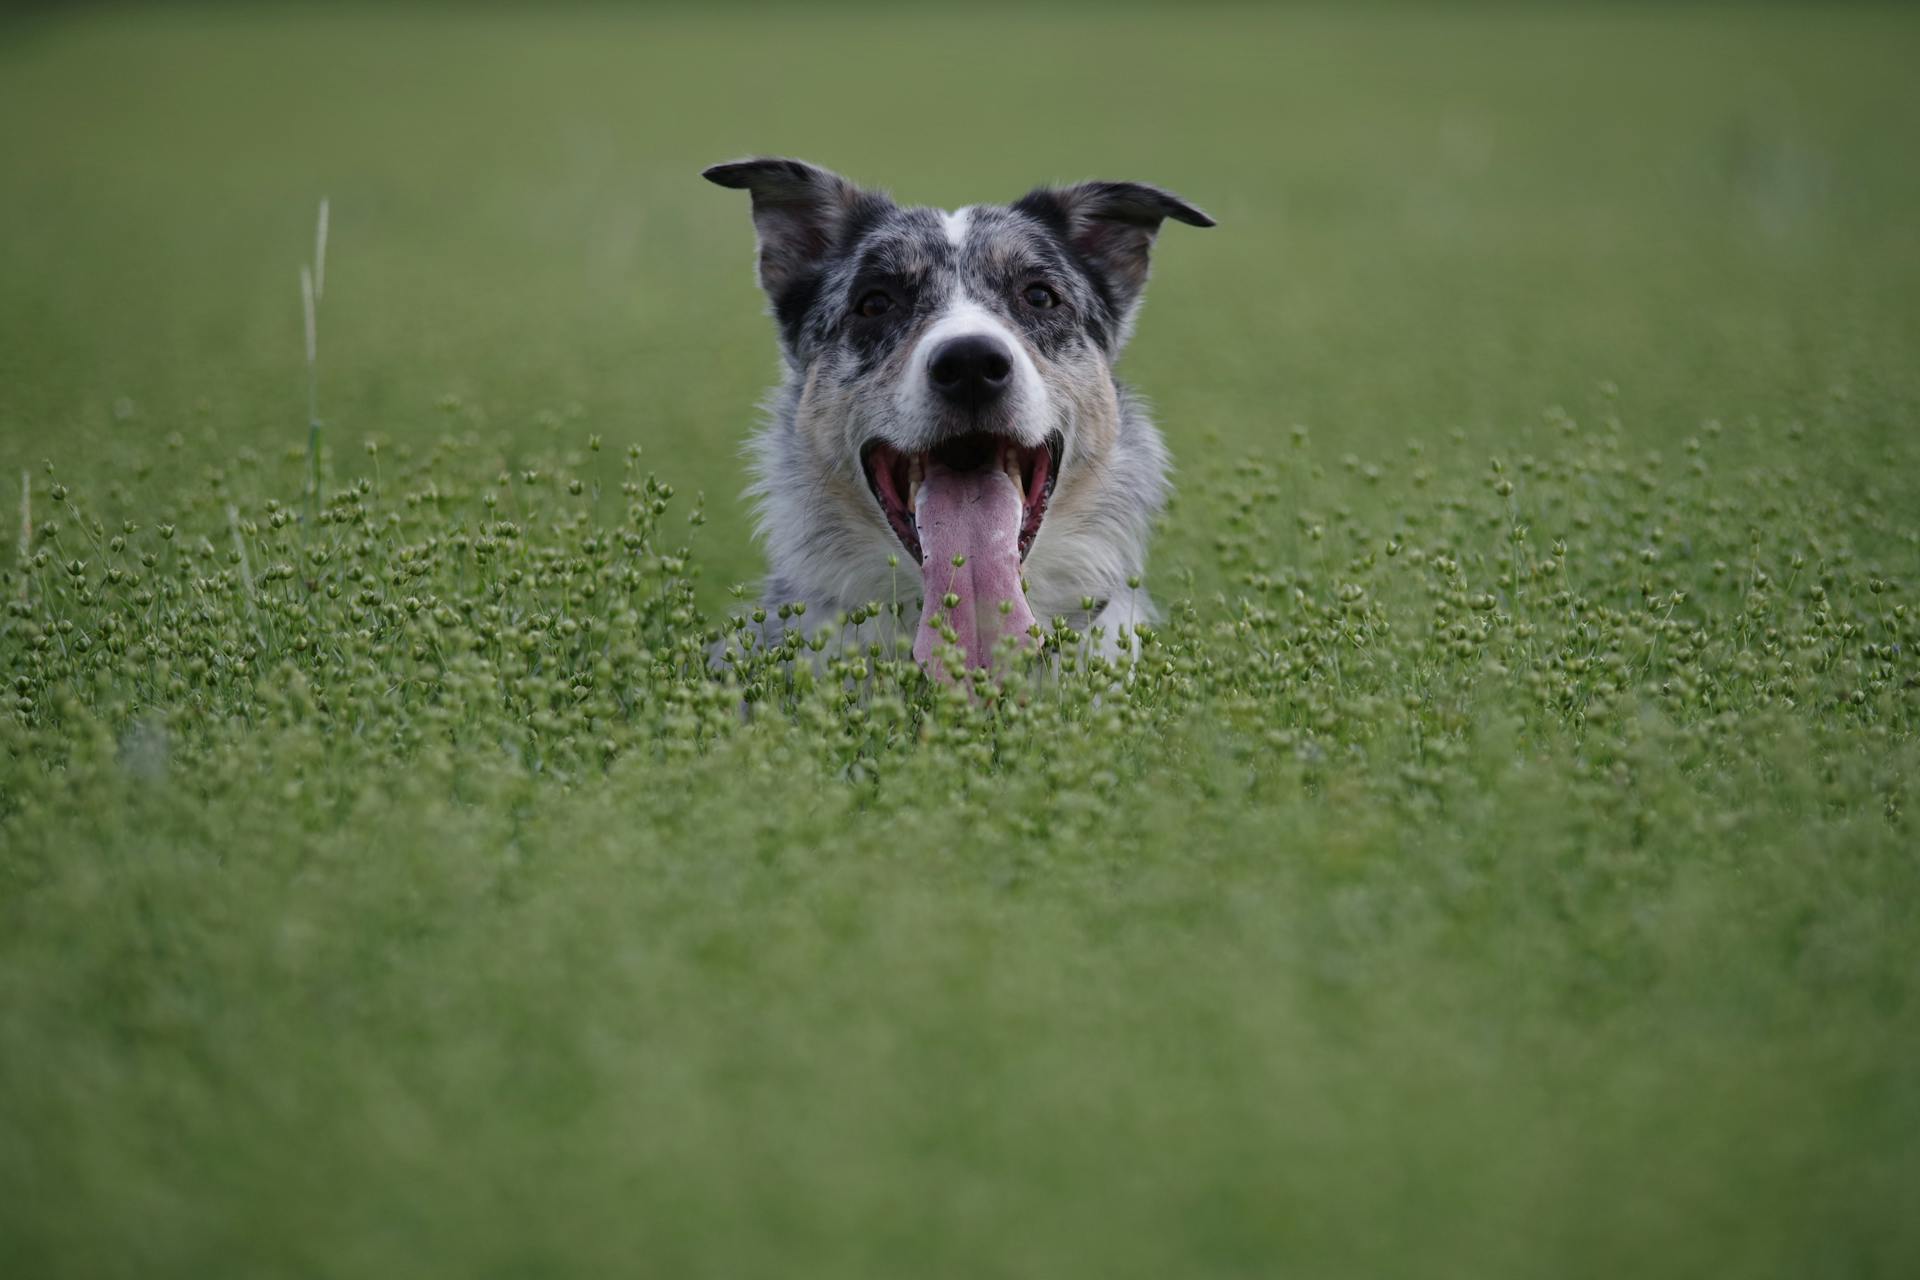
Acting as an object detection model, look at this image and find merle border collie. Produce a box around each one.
[704,157,1213,675]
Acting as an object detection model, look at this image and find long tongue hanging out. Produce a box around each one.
[911,463,1036,676]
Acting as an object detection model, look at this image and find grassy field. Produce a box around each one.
[4,4,1919,1276]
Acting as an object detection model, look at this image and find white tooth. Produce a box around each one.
[1003,456,1022,492]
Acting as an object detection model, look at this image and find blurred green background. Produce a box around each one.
[4,2,1916,604]
[4,5,1920,1277]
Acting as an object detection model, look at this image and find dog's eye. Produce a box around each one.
[1022,283,1061,310]
[855,290,895,319]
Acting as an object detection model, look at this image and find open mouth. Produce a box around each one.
[860,430,1060,676]
[860,430,1060,568]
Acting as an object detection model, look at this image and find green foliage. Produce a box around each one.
[3,5,1920,1277]
[8,411,1913,830]
[4,403,1917,1277]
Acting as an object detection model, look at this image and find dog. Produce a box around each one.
[704,157,1212,676]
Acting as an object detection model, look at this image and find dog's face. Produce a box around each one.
[705,158,1211,669]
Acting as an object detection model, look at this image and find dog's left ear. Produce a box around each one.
[703,157,884,304]
[1014,180,1214,335]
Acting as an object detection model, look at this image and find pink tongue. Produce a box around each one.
[912,464,1036,677]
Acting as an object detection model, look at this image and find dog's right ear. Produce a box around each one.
[703,158,881,302]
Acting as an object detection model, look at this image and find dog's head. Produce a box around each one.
[705,157,1212,669]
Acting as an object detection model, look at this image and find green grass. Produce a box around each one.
[3,4,1919,1276]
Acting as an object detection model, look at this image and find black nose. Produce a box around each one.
[928,334,1013,410]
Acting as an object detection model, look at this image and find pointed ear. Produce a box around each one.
[1013,180,1214,330]
[702,157,884,302]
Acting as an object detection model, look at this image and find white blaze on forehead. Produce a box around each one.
[916,298,1009,351]
[941,206,973,250]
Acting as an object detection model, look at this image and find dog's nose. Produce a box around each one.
[928,334,1013,411]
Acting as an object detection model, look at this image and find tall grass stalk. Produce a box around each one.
[226,503,255,620]
[313,197,329,303]
[301,264,318,524]
[14,470,26,600]
[300,198,327,527]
